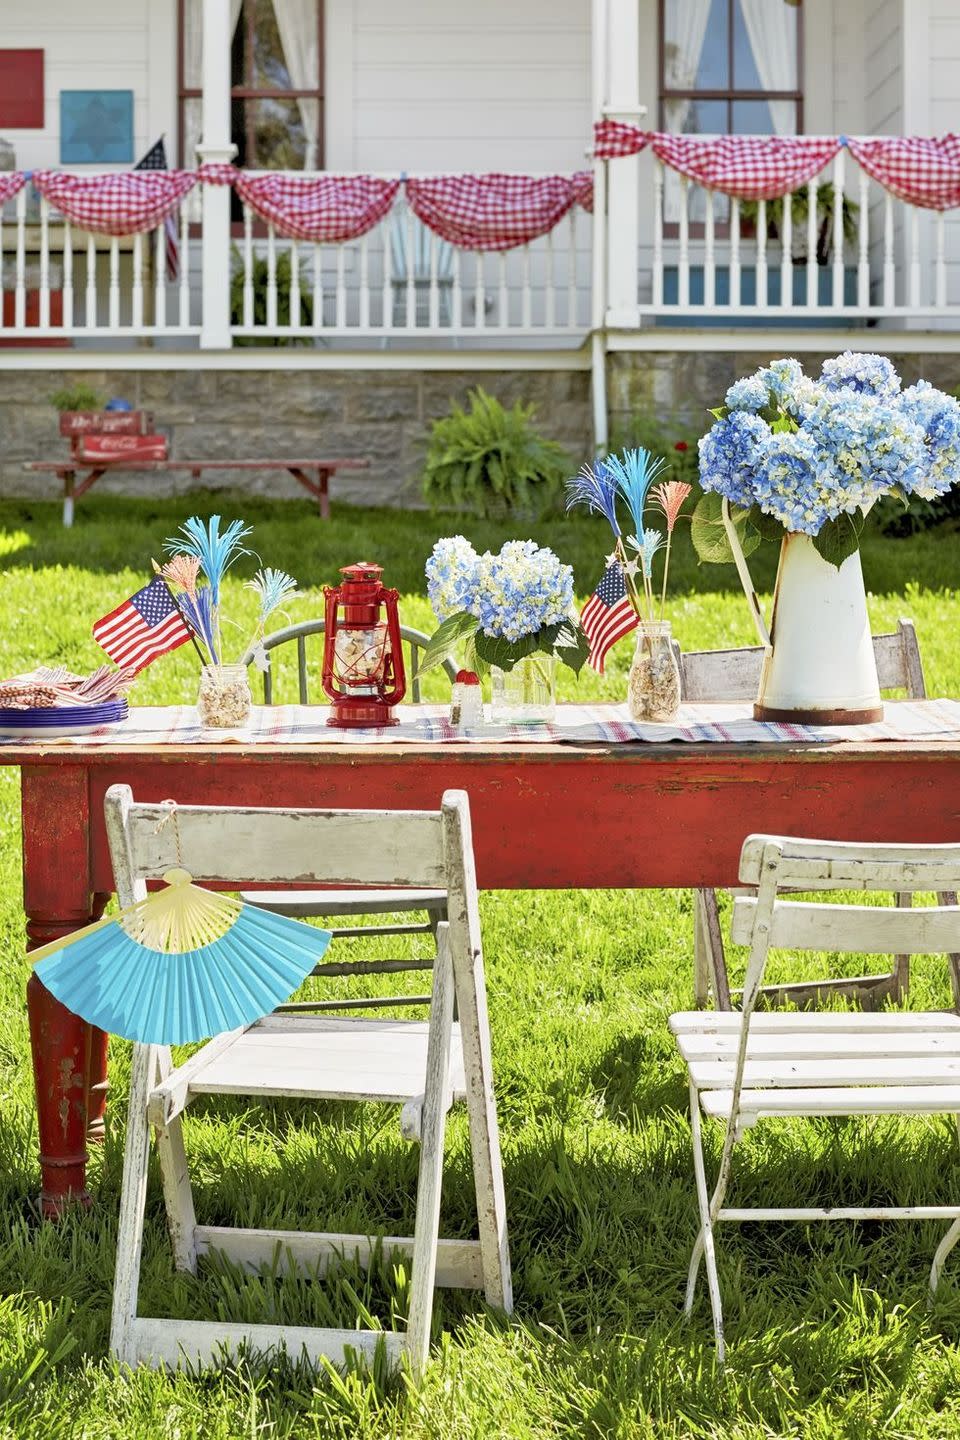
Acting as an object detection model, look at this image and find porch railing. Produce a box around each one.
[616,141,960,326]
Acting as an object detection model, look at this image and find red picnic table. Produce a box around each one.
[4,721,960,1215]
[25,455,372,527]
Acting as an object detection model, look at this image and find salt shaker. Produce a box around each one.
[450,670,484,729]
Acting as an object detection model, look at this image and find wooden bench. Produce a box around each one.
[25,455,372,527]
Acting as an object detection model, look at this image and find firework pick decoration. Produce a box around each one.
[652,480,693,619]
[32,868,332,1045]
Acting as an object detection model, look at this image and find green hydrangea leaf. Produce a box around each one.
[690,492,762,565]
[418,610,478,674]
[812,513,863,569]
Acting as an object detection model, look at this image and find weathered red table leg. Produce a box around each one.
[85,893,112,1144]
[22,765,97,1217]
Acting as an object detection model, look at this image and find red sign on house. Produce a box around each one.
[0,50,44,129]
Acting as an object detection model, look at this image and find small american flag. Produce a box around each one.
[135,137,179,280]
[93,577,192,673]
[580,562,638,674]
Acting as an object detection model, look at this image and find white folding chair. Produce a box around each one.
[679,619,943,1008]
[671,834,960,1362]
[105,785,511,1374]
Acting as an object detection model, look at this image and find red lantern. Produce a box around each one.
[321,562,407,727]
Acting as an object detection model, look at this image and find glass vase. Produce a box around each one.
[197,664,252,729]
[490,654,556,725]
[627,622,681,722]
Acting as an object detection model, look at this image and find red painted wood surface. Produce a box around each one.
[0,48,44,128]
[7,736,960,1213]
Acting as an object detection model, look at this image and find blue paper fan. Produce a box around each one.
[32,870,332,1044]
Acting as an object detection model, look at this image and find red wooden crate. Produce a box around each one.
[76,434,168,463]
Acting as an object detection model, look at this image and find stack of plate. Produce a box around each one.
[0,698,129,739]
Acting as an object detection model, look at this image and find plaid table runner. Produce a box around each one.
[6,700,960,748]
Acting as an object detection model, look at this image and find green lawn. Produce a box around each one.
[1,494,960,1439]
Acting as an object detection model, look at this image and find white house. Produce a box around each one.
[0,0,958,505]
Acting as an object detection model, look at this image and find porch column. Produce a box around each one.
[604,0,642,328]
[197,0,237,350]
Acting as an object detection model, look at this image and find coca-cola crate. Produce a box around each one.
[76,434,168,463]
[59,410,153,437]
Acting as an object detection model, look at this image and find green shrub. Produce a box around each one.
[229,247,314,346]
[48,384,104,413]
[422,387,571,518]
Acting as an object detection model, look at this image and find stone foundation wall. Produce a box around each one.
[0,366,592,509]
[608,349,960,435]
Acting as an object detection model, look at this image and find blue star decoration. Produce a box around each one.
[60,91,133,165]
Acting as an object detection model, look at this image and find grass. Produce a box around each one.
[1,493,960,1438]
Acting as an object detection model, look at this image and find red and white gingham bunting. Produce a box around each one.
[0,173,27,205]
[592,119,651,159]
[569,169,595,214]
[845,135,960,211]
[233,173,401,242]
[650,133,841,201]
[405,173,586,251]
[31,170,198,236]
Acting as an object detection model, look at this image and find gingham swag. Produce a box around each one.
[845,135,960,210]
[405,173,590,251]
[233,173,402,243]
[31,170,199,236]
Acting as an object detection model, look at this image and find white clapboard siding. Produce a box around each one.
[731,897,960,953]
[126,805,446,888]
[737,836,960,893]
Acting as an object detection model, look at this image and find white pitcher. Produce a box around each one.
[721,500,883,725]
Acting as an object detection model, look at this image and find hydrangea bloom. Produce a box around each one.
[474,540,574,642]
[820,350,900,399]
[698,353,957,534]
[425,535,481,620]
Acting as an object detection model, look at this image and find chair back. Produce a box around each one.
[679,618,926,702]
[241,620,457,705]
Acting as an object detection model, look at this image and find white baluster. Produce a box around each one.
[359,230,370,330]
[729,199,741,308]
[39,196,50,328]
[806,178,817,307]
[652,159,664,307]
[313,242,324,331]
[109,235,120,330]
[936,210,946,309]
[14,186,26,329]
[428,228,439,329]
[290,240,301,330]
[857,169,869,311]
[85,232,96,331]
[266,223,277,330]
[335,243,346,328]
[909,208,921,310]
[831,149,845,308]
[567,209,578,326]
[678,176,689,308]
[780,192,792,310]
[704,189,715,309]
[405,205,415,327]
[242,205,254,328]
[545,227,556,326]
[883,191,895,307]
[521,243,532,330]
[474,250,486,330]
[132,231,143,329]
[178,205,190,327]
[451,246,462,330]
[154,224,165,330]
[757,199,768,309]
[62,220,72,333]
[498,251,508,328]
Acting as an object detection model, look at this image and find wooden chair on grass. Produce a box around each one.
[105,784,511,1373]
[680,619,941,1009]
[239,622,459,1014]
[671,834,960,1363]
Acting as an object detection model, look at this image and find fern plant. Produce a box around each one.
[422,387,571,518]
[48,384,104,413]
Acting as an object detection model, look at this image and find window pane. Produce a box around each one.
[734,0,798,91]
[250,96,307,169]
[663,0,728,92]
[664,97,727,136]
[732,97,797,134]
[253,0,293,89]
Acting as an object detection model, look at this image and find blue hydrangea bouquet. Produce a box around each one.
[418,536,589,680]
[694,352,960,568]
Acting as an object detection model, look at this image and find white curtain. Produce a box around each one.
[183,0,244,166]
[662,0,713,135]
[739,0,797,136]
[271,0,321,171]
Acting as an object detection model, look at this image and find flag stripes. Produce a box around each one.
[93,578,192,672]
[580,562,638,674]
